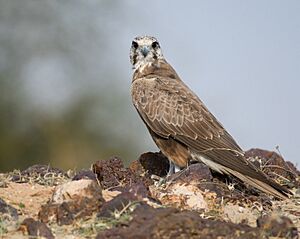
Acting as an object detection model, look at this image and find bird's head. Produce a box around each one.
[130,36,164,69]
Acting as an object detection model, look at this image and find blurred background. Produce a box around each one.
[0,0,299,171]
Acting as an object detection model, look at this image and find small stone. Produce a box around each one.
[102,190,122,202]
[150,183,208,211]
[295,188,300,198]
[92,156,141,189]
[224,204,258,227]
[128,182,149,199]
[98,192,139,218]
[52,179,101,203]
[167,163,213,183]
[39,179,104,225]
[257,214,298,239]
[19,218,54,239]
[135,152,169,177]
[72,169,97,181]
[238,206,244,213]
[0,198,18,221]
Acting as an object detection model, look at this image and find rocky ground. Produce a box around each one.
[0,148,299,239]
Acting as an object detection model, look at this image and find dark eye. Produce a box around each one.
[151,41,159,48]
[132,41,138,49]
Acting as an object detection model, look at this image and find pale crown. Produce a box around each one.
[130,36,164,70]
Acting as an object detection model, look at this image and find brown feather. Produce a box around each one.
[131,59,290,199]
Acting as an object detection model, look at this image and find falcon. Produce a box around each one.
[130,35,290,199]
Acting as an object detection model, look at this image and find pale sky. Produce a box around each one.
[121,0,300,164]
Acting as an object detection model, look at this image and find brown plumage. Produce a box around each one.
[130,36,291,199]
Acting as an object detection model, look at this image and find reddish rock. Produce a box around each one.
[129,159,154,187]
[96,205,261,239]
[39,195,103,225]
[98,192,140,218]
[128,182,149,199]
[51,179,101,203]
[257,214,298,239]
[167,163,213,183]
[99,182,154,218]
[38,179,104,225]
[19,218,54,239]
[245,148,299,187]
[91,156,154,204]
[72,169,97,181]
[92,156,142,189]
[135,152,170,177]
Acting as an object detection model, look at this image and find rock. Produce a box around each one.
[257,214,298,239]
[52,179,101,203]
[19,218,54,239]
[92,156,127,189]
[10,164,68,185]
[147,161,251,208]
[134,152,170,177]
[39,195,104,225]
[129,159,146,176]
[167,163,213,183]
[39,179,104,225]
[150,183,208,211]
[98,192,140,218]
[92,156,141,189]
[224,203,260,227]
[149,161,276,214]
[102,190,122,202]
[128,182,150,199]
[99,182,155,218]
[295,188,300,198]
[245,148,299,187]
[91,156,153,201]
[72,169,97,181]
[0,198,18,221]
[96,204,261,239]
[129,157,158,188]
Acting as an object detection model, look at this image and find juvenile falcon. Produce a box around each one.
[130,35,290,199]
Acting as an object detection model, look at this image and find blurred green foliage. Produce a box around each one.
[0,0,148,171]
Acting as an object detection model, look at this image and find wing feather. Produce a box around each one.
[131,59,290,198]
[132,74,242,154]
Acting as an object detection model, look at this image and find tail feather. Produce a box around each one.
[224,167,290,199]
[191,152,291,199]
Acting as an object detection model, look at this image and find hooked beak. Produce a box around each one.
[140,46,150,57]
